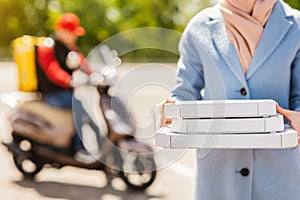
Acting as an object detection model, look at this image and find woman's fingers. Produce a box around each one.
[276,103,292,121]
[276,103,300,143]
[159,97,176,127]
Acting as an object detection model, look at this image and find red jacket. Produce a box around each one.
[36,39,92,92]
[37,44,72,88]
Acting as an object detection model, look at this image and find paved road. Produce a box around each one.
[0,62,196,200]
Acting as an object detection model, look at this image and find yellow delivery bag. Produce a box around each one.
[12,35,45,92]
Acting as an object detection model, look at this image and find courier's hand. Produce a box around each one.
[159,97,176,127]
[66,51,80,70]
[276,104,300,143]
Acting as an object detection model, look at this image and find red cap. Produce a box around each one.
[55,13,85,36]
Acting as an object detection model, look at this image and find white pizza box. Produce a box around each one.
[171,115,284,134]
[155,127,298,149]
[164,99,277,118]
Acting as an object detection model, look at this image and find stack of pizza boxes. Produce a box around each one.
[155,100,298,149]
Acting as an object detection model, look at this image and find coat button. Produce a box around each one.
[240,168,249,176]
[240,88,247,96]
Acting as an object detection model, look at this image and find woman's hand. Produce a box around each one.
[159,97,177,127]
[276,104,300,143]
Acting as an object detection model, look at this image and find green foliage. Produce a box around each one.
[285,0,300,9]
[0,0,299,61]
[0,0,211,60]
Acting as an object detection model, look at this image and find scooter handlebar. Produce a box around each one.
[72,57,121,88]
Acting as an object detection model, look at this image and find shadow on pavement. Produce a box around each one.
[15,179,164,200]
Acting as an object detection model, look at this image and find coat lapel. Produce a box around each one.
[207,2,293,82]
[207,7,247,86]
[246,1,293,79]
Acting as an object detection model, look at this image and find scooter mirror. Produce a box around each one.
[110,50,119,58]
[111,57,122,67]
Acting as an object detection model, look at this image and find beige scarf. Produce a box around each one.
[219,0,276,73]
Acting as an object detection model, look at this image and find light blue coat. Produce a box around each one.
[173,1,300,199]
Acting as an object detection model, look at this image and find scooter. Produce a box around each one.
[2,46,157,190]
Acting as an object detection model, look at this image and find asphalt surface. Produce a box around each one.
[0,62,196,200]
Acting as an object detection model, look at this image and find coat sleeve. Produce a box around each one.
[172,32,205,101]
[290,48,300,111]
[37,46,72,88]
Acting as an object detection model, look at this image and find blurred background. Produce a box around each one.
[0,0,297,62]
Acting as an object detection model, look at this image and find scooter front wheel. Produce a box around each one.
[13,154,43,178]
[117,139,157,190]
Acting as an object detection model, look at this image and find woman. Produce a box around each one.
[162,0,300,199]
